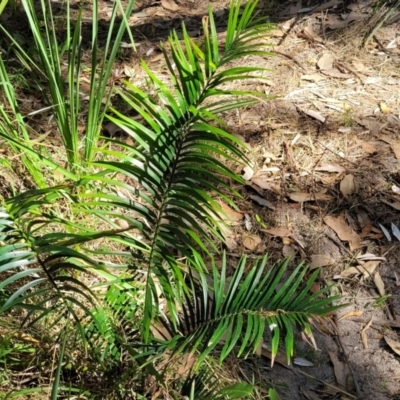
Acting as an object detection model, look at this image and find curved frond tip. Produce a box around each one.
[156,255,341,367]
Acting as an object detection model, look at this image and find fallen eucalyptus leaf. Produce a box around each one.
[310,254,335,269]
[317,52,334,70]
[301,73,326,83]
[161,0,180,11]
[293,357,314,367]
[340,261,380,278]
[338,310,363,322]
[322,68,352,79]
[340,174,358,198]
[242,233,261,250]
[261,227,291,237]
[361,316,373,349]
[391,222,400,241]
[216,201,242,225]
[303,26,323,42]
[357,253,386,262]
[374,271,385,297]
[385,336,400,357]
[315,164,346,173]
[290,191,333,202]
[249,195,275,210]
[244,214,252,231]
[328,351,349,388]
[379,223,391,241]
[324,215,361,251]
[381,200,400,211]
[251,178,283,195]
[303,108,326,123]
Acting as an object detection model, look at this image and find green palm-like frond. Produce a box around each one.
[181,367,253,399]
[156,254,340,367]
[0,199,104,340]
[83,0,275,341]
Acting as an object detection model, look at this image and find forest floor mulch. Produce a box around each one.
[1,0,400,398]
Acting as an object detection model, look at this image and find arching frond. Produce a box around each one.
[156,254,340,367]
[181,367,254,399]
[85,0,276,341]
[0,202,105,344]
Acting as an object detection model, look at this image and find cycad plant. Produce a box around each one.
[0,0,341,398]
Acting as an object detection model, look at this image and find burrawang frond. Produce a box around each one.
[93,0,275,342]
[156,254,341,368]
[181,367,254,399]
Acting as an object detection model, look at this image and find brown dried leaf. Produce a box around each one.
[303,26,323,42]
[262,151,279,160]
[251,178,283,195]
[300,73,326,83]
[115,219,130,229]
[303,108,326,123]
[218,222,238,251]
[242,233,261,250]
[361,227,376,242]
[357,140,377,154]
[282,244,296,259]
[327,351,349,388]
[338,310,363,322]
[161,0,180,11]
[374,271,385,296]
[315,164,346,173]
[381,199,400,210]
[384,336,400,356]
[340,261,380,278]
[319,174,341,185]
[317,52,334,70]
[216,200,242,224]
[310,254,335,270]
[361,316,373,349]
[310,282,320,294]
[290,191,333,202]
[357,253,386,262]
[261,227,292,237]
[340,174,358,198]
[322,68,352,79]
[225,235,239,251]
[324,215,361,251]
[391,141,400,160]
[149,52,164,63]
[352,61,369,73]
